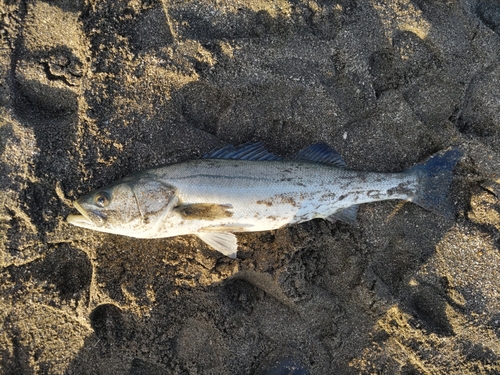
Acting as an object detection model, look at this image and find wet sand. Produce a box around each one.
[1,0,500,373]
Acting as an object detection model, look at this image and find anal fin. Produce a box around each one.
[197,232,238,259]
[326,205,359,225]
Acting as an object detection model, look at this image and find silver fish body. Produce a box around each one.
[67,143,462,258]
[143,159,416,233]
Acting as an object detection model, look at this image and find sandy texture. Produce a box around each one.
[1,0,500,373]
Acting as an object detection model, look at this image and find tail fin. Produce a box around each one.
[408,149,463,218]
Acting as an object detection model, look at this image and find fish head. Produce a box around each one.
[67,175,177,236]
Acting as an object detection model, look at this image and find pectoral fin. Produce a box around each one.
[175,203,233,220]
[197,232,238,259]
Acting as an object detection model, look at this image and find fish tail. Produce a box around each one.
[408,149,463,218]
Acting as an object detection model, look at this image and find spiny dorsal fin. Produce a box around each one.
[203,142,282,161]
[292,143,346,167]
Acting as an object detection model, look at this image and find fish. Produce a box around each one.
[67,143,462,258]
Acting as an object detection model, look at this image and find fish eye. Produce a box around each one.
[94,192,111,207]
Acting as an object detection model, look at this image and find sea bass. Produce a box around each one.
[67,143,462,258]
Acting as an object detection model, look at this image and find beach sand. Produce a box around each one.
[1,0,500,373]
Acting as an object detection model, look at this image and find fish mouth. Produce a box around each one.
[67,201,95,228]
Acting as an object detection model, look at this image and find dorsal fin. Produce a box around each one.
[203,142,282,161]
[292,143,346,167]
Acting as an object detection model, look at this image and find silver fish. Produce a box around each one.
[67,143,462,258]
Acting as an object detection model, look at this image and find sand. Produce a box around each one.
[1,0,500,373]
